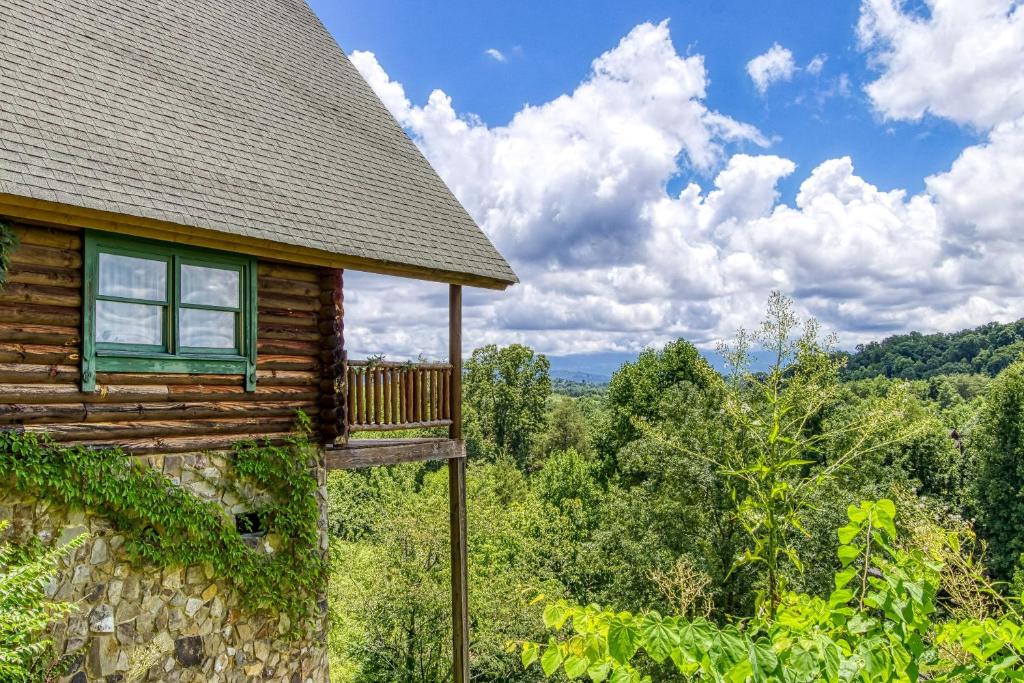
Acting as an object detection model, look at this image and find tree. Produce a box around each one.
[464,344,551,468]
[532,396,592,461]
[973,358,1024,577]
[598,339,720,469]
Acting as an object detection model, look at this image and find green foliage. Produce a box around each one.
[601,340,719,455]
[973,358,1024,578]
[843,319,1024,380]
[464,344,552,467]
[520,500,1024,682]
[0,416,325,631]
[533,396,593,460]
[327,460,560,682]
[0,522,84,682]
[0,220,17,289]
[553,378,610,398]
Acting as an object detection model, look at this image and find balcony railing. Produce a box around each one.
[346,360,453,432]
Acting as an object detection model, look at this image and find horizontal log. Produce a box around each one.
[256,369,319,385]
[326,438,464,470]
[256,355,320,371]
[0,323,79,345]
[0,400,316,425]
[257,308,319,327]
[0,283,81,308]
[8,244,81,269]
[257,262,319,284]
[0,384,167,403]
[5,265,81,288]
[257,339,319,356]
[258,276,318,298]
[167,384,318,402]
[86,432,298,455]
[0,343,79,365]
[0,304,82,327]
[257,292,318,313]
[0,362,79,383]
[11,224,82,249]
[25,416,297,442]
[348,419,453,432]
[258,324,319,342]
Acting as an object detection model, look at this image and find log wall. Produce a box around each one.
[0,219,343,453]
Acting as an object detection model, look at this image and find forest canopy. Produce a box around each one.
[327,296,1024,682]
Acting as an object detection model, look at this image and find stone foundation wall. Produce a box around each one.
[0,451,331,683]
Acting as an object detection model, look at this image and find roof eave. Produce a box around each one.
[0,193,518,290]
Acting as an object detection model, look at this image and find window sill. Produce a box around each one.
[83,353,256,392]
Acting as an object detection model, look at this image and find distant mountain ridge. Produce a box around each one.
[842,319,1024,380]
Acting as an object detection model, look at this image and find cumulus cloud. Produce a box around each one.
[344,18,1024,360]
[746,43,796,94]
[484,48,506,62]
[858,0,1024,129]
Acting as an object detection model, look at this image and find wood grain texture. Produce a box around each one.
[325,438,464,470]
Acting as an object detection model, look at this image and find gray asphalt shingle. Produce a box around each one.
[0,0,517,286]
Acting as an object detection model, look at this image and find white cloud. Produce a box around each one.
[484,48,506,62]
[858,0,1024,129]
[746,43,796,94]
[345,19,1024,361]
[806,54,827,75]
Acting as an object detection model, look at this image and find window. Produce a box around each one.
[82,231,257,392]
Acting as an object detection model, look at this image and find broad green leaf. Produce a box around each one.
[835,566,858,590]
[521,641,540,669]
[608,618,641,665]
[563,654,589,679]
[541,642,564,677]
[587,661,611,682]
[837,523,861,545]
[639,614,677,663]
[544,602,571,630]
[837,544,861,567]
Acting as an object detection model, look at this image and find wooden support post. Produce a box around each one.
[448,284,469,683]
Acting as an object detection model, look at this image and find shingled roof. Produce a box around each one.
[0,0,517,288]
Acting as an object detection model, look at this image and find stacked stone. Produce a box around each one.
[0,451,331,682]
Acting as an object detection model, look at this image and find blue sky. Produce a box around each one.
[314,0,976,200]
[309,1,1024,362]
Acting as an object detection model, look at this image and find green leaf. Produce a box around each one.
[835,566,858,590]
[638,614,677,664]
[607,618,641,665]
[564,654,589,679]
[837,523,861,545]
[521,642,540,669]
[544,602,571,630]
[837,544,861,567]
[587,661,612,682]
[541,642,564,677]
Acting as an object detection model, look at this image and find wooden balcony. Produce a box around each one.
[326,359,462,470]
[345,360,453,432]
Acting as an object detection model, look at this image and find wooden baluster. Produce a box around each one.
[375,368,384,425]
[393,369,401,425]
[356,369,365,426]
[414,369,422,423]
[347,368,357,426]
[380,368,387,428]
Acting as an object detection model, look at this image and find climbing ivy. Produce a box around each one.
[0,220,17,288]
[0,414,326,634]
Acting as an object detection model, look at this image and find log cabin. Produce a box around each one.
[0,0,516,681]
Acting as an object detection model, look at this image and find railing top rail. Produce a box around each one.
[347,360,452,370]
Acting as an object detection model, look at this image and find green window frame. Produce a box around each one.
[82,231,258,392]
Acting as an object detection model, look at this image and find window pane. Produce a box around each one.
[180,308,236,349]
[95,301,163,345]
[98,253,166,301]
[180,264,239,308]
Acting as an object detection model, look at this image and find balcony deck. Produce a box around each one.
[325,437,464,470]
